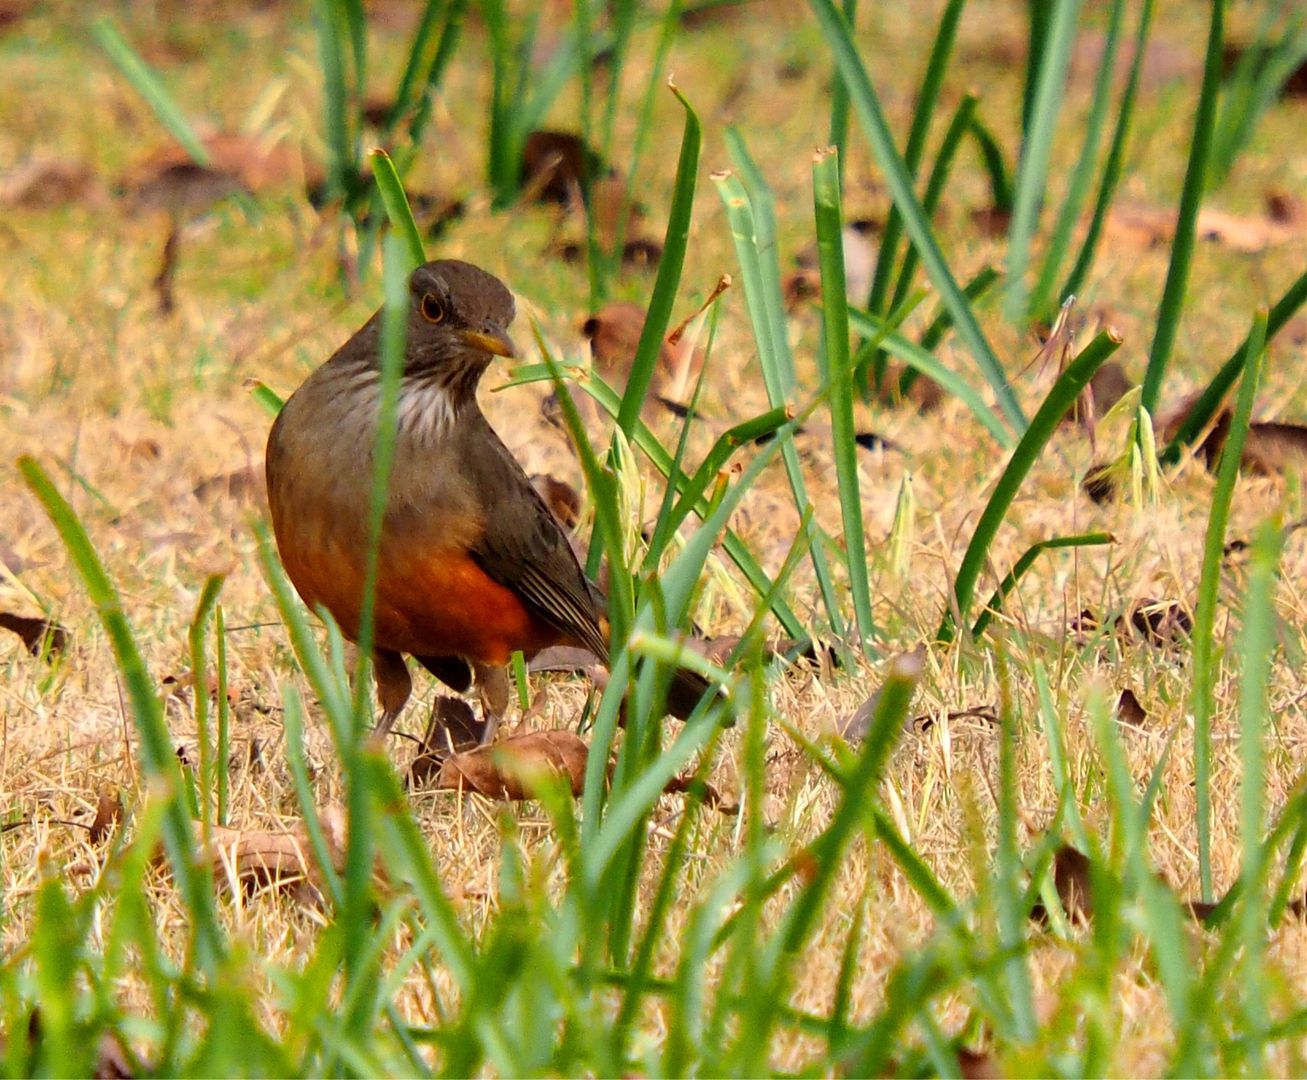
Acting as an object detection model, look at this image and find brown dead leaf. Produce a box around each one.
[1116,688,1148,729]
[971,205,1012,237]
[1029,844,1094,925]
[876,364,943,413]
[1202,409,1307,476]
[957,1047,1003,1080]
[521,130,600,205]
[1106,202,1299,254]
[0,612,69,659]
[662,773,739,814]
[582,301,701,405]
[1069,360,1132,429]
[199,809,346,898]
[0,156,106,209]
[436,730,590,800]
[88,788,124,845]
[1128,598,1193,648]
[531,474,581,529]
[1082,462,1116,505]
[191,464,266,506]
[410,696,488,786]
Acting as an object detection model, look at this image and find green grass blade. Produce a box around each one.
[313,0,358,203]
[994,646,1036,1038]
[715,161,846,638]
[507,361,808,637]
[91,19,211,165]
[1059,0,1155,305]
[865,0,965,320]
[404,0,468,146]
[19,457,225,973]
[814,147,874,651]
[1003,0,1083,322]
[188,573,225,842]
[615,82,700,436]
[1140,0,1225,414]
[368,148,427,268]
[937,329,1121,643]
[809,0,1025,431]
[968,113,1015,212]
[1029,0,1126,321]
[1160,266,1307,466]
[970,532,1112,639]
[847,306,1012,447]
[1191,311,1267,901]
[1236,520,1284,1070]
[725,129,795,395]
[883,90,979,325]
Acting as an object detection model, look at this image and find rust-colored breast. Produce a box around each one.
[274,524,563,664]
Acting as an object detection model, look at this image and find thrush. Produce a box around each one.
[265,258,711,738]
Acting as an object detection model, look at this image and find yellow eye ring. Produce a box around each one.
[420,293,445,323]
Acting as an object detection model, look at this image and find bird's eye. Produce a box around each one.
[420,293,445,324]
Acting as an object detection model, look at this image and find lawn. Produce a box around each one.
[2,0,1307,1074]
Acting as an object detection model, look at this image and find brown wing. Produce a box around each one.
[462,414,611,663]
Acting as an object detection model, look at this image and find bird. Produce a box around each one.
[265,258,711,739]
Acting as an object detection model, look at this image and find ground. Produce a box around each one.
[2,0,1307,1072]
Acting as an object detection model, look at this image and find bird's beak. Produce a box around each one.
[459,328,517,359]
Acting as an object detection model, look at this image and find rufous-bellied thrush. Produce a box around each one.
[265,258,710,737]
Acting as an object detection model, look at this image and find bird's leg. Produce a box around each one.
[473,662,510,745]
[373,648,413,736]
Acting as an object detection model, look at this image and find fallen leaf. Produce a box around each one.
[0,612,69,659]
[1029,844,1094,925]
[662,774,739,814]
[1106,202,1299,254]
[1116,688,1148,729]
[582,301,700,406]
[1202,409,1307,476]
[0,156,105,208]
[521,130,601,205]
[531,474,581,529]
[88,789,124,845]
[410,696,488,786]
[436,730,590,800]
[1128,598,1193,648]
[971,205,1012,237]
[1082,462,1116,505]
[199,809,346,898]
[191,465,266,505]
[957,1047,1003,1080]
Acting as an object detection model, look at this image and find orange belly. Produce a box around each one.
[279,534,563,663]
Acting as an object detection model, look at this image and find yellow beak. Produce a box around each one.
[459,328,517,359]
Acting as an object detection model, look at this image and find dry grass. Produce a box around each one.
[3,0,1307,1072]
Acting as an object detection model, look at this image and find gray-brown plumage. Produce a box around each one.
[266,259,709,737]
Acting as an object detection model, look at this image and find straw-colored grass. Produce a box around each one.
[3,0,1307,1072]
